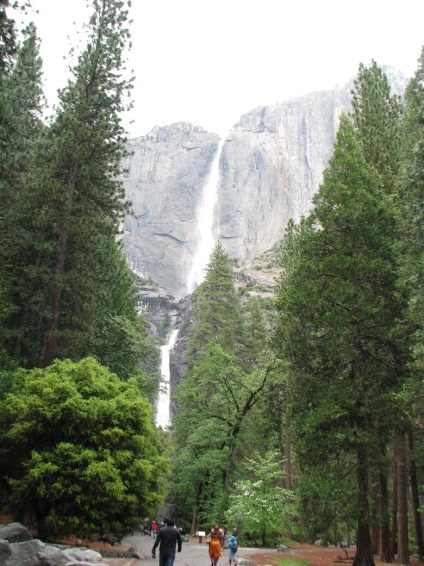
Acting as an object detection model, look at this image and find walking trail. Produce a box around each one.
[102,532,274,566]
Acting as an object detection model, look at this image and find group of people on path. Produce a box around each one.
[150,519,238,566]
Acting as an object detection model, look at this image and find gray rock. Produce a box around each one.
[36,541,70,565]
[277,545,291,553]
[0,539,12,563]
[0,522,32,543]
[63,548,86,562]
[1,539,40,565]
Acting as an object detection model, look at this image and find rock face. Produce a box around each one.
[216,85,351,261]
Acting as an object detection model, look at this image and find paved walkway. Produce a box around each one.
[103,532,274,566]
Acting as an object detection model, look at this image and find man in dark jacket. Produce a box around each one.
[152,517,182,566]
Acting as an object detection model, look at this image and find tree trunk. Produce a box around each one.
[397,432,409,566]
[191,507,199,536]
[379,445,393,562]
[285,413,292,490]
[372,504,379,555]
[43,162,78,366]
[408,431,424,561]
[391,456,398,559]
[353,446,375,566]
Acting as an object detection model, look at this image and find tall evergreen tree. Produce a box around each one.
[274,114,401,566]
[0,0,142,372]
[351,61,404,563]
[398,47,424,370]
[40,0,133,367]
[396,46,424,563]
[187,241,241,364]
[0,20,45,369]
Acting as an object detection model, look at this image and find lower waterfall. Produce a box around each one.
[155,329,179,429]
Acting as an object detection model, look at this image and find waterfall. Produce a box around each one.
[186,140,223,294]
[155,329,179,429]
[155,140,223,428]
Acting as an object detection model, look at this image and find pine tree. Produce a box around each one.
[351,60,403,194]
[40,0,134,366]
[188,241,241,364]
[171,242,276,528]
[396,47,424,564]
[0,0,139,370]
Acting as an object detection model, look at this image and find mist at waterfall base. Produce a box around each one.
[155,142,224,428]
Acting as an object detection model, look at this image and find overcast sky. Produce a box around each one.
[22,0,424,139]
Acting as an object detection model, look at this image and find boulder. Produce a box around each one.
[0,522,32,543]
[277,545,291,553]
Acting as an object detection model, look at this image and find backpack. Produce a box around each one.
[232,544,238,553]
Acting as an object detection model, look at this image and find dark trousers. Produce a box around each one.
[159,550,176,566]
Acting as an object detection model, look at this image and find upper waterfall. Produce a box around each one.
[186,140,223,293]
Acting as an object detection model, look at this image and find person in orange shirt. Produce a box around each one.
[208,524,223,566]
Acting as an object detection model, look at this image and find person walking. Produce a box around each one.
[208,524,223,566]
[152,517,182,566]
[228,529,238,565]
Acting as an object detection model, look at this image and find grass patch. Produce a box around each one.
[252,556,308,566]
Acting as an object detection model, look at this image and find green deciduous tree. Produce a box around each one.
[225,451,296,547]
[0,357,168,540]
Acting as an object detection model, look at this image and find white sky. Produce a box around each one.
[20,0,424,139]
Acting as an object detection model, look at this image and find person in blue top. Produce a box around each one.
[228,528,238,565]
